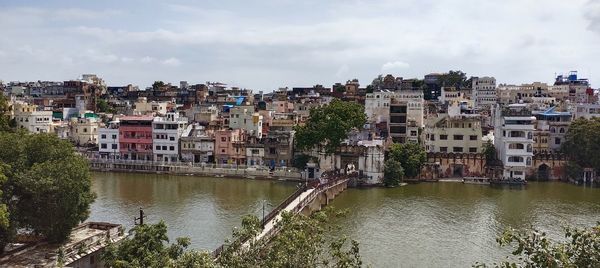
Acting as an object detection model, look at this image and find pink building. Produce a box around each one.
[215,129,247,165]
[119,116,154,160]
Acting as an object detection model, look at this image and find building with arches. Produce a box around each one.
[493,104,535,181]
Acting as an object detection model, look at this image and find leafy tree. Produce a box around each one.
[475,224,600,267]
[483,141,497,164]
[438,70,468,89]
[561,118,600,176]
[96,98,115,113]
[383,159,404,187]
[295,100,366,154]
[152,81,166,90]
[0,164,10,252]
[292,154,318,169]
[388,142,427,178]
[0,94,12,132]
[104,208,364,268]
[0,132,96,246]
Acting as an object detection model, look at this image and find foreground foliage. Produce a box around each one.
[475,224,600,268]
[0,132,96,250]
[295,100,366,154]
[104,208,363,268]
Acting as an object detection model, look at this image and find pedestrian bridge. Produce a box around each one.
[213,174,349,257]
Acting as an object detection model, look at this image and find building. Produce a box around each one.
[153,113,188,162]
[573,103,600,119]
[98,120,120,159]
[424,102,483,153]
[12,101,53,133]
[493,104,535,181]
[228,105,263,138]
[70,116,101,146]
[180,124,215,163]
[472,76,497,108]
[264,130,295,168]
[119,116,154,161]
[0,222,124,268]
[388,97,419,143]
[532,107,571,153]
[214,129,247,165]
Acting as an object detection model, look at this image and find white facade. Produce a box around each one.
[573,103,600,119]
[180,124,215,163]
[493,104,535,181]
[229,106,263,138]
[246,146,265,166]
[99,121,120,159]
[153,113,188,162]
[357,140,385,185]
[70,117,101,146]
[13,102,53,133]
[364,90,424,126]
[472,76,497,108]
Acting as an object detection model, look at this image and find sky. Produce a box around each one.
[1,0,600,91]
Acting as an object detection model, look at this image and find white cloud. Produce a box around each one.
[140,56,156,63]
[381,61,410,73]
[162,57,181,66]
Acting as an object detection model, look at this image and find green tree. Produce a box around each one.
[0,163,10,252]
[388,142,427,178]
[482,141,497,164]
[439,70,468,89]
[0,94,12,132]
[104,208,364,268]
[0,132,96,246]
[383,159,404,187]
[561,118,600,177]
[96,98,115,113]
[475,224,600,267]
[295,100,366,154]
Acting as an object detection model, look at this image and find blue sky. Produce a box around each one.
[1,0,600,90]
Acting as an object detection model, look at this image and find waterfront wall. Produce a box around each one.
[89,159,303,181]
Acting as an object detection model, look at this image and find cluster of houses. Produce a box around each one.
[2,71,599,184]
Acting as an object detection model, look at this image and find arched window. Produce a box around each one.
[508,156,524,163]
[559,128,565,133]
[527,144,532,152]
[550,127,556,133]
[527,132,533,139]
[526,157,531,166]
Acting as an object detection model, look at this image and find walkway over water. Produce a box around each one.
[213,175,349,256]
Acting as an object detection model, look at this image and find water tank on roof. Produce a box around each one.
[568,71,578,82]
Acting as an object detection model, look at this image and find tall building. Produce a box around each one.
[98,120,120,159]
[493,104,535,181]
[153,113,188,162]
[424,102,483,154]
[472,76,497,108]
[119,116,154,161]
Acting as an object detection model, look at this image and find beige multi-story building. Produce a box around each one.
[472,76,496,108]
[497,82,549,105]
[70,116,101,146]
[424,102,483,153]
[12,101,53,133]
[365,90,423,127]
[229,105,263,138]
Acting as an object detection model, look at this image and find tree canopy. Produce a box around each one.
[295,100,366,154]
[0,132,96,249]
[475,224,600,267]
[561,117,600,171]
[383,159,404,187]
[388,142,427,178]
[0,94,12,132]
[104,208,364,268]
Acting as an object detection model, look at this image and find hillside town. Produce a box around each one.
[1,71,599,186]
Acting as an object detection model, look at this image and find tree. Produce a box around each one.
[561,118,600,174]
[388,142,427,178]
[96,98,115,113]
[152,81,166,90]
[383,159,404,187]
[475,224,600,267]
[0,132,96,246]
[0,94,12,132]
[482,141,497,164]
[295,100,366,154]
[103,208,364,268]
[438,70,468,89]
[0,164,10,252]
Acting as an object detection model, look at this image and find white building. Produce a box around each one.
[229,105,263,138]
[99,120,120,159]
[472,76,497,108]
[180,124,215,163]
[153,113,188,162]
[493,104,535,181]
[424,102,483,153]
[356,140,385,185]
[364,90,424,126]
[12,102,53,133]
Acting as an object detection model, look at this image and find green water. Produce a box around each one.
[89,172,600,267]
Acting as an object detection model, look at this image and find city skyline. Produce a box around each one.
[1,0,599,90]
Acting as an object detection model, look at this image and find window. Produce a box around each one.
[101,134,106,139]
[112,144,117,149]
[162,146,167,150]
[269,148,276,154]
[170,136,175,141]
[508,143,525,149]
[251,149,260,154]
[112,134,117,139]
[221,137,226,142]
[453,135,463,140]
[508,156,524,162]
[555,138,561,145]
[440,135,448,140]
[469,135,477,140]
[440,147,448,152]
[453,147,463,153]
[83,128,88,133]
[430,134,435,141]
[410,131,417,136]
[469,147,477,153]
[169,146,175,151]
[156,145,161,150]
[101,143,107,149]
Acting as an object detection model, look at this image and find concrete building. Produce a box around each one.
[264,130,295,168]
[99,120,120,159]
[12,102,53,133]
[424,102,483,153]
[229,105,263,138]
[70,116,101,146]
[532,107,571,153]
[388,97,420,143]
[119,116,154,161]
[472,76,497,108]
[0,222,124,268]
[180,124,215,163]
[134,97,171,115]
[365,90,424,126]
[573,103,600,119]
[493,104,535,181]
[215,129,247,165]
[153,113,188,162]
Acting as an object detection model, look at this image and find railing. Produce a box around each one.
[88,157,300,172]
